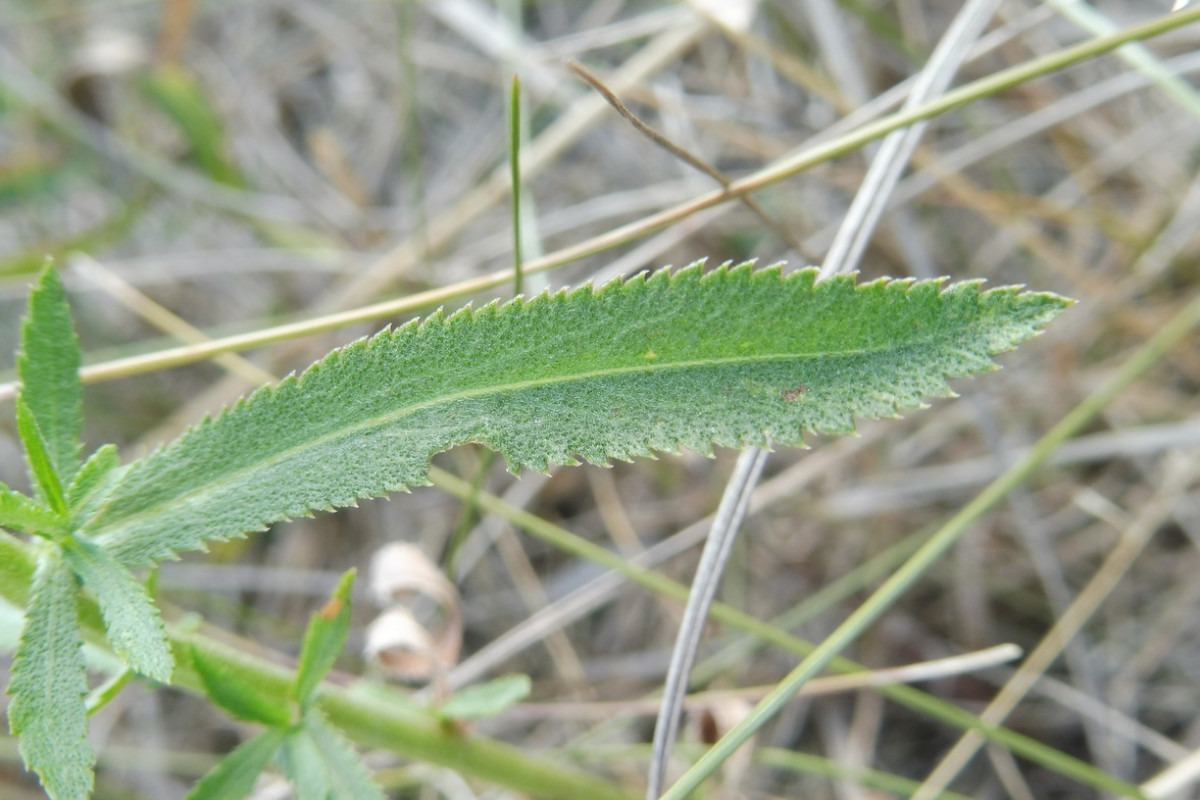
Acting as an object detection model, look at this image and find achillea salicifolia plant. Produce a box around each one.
[0,262,1070,799]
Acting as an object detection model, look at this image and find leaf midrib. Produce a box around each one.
[93,340,925,539]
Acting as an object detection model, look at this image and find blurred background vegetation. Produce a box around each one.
[2,1,1200,798]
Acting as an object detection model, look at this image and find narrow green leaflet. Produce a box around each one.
[301,708,387,800]
[58,536,172,683]
[16,398,68,515]
[293,569,355,710]
[190,644,292,726]
[17,265,83,488]
[184,728,286,800]
[278,726,331,800]
[6,551,93,800]
[66,444,122,518]
[0,482,64,539]
[438,674,532,720]
[84,265,1071,567]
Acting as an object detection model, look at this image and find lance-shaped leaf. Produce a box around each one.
[293,568,355,710]
[190,644,292,727]
[17,265,83,490]
[16,398,68,516]
[66,444,122,517]
[184,728,286,800]
[1,482,64,539]
[438,673,532,721]
[6,551,93,800]
[300,708,387,800]
[59,535,172,683]
[278,726,330,800]
[85,264,1071,567]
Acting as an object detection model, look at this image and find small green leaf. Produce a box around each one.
[66,444,122,518]
[16,398,67,515]
[6,550,93,800]
[293,568,355,710]
[17,264,83,488]
[59,535,172,683]
[85,668,133,716]
[438,674,532,721]
[190,644,291,726]
[0,482,64,539]
[278,726,331,800]
[301,708,386,800]
[185,728,286,800]
[86,265,1072,567]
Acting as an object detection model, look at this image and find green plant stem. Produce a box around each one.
[1,5,1193,400]
[657,291,1200,800]
[0,532,636,800]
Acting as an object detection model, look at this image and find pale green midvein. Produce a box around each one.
[91,340,934,543]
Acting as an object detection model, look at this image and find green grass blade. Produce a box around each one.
[84,264,1070,567]
[5,551,93,800]
[17,265,83,488]
[292,568,355,710]
[185,728,286,800]
[59,535,172,683]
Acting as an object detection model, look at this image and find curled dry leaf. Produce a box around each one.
[363,543,461,683]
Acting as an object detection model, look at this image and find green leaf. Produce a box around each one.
[17,264,83,489]
[293,568,355,710]
[300,708,386,800]
[0,482,64,539]
[16,398,68,515]
[86,265,1071,567]
[278,726,331,800]
[185,728,286,800]
[59,535,172,683]
[6,550,93,800]
[66,444,122,519]
[190,644,292,726]
[438,673,532,721]
[85,668,133,716]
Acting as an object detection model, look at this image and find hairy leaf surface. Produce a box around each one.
[17,266,83,489]
[85,265,1070,567]
[66,444,122,518]
[6,551,92,800]
[279,727,329,800]
[59,536,172,683]
[301,708,387,800]
[16,399,68,515]
[0,483,63,538]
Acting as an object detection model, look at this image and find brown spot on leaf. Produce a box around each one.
[781,386,807,402]
[318,596,344,620]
